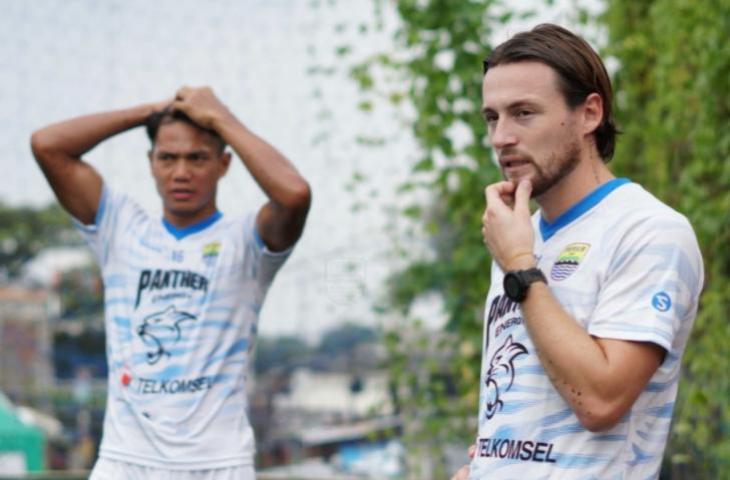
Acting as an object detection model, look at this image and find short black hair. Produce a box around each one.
[145,108,227,153]
[484,24,618,161]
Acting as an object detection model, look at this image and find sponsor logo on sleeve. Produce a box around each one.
[651,291,672,312]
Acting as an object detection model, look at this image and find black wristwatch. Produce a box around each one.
[503,268,547,302]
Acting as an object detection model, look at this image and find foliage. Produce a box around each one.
[0,201,74,278]
[605,0,730,476]
[350,0,729,477]
[350,1,528,476]
[57,266,103,319]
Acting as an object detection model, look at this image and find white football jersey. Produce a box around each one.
[469,179,703,479]
[75,186,291,470]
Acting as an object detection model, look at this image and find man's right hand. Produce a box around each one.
[451,465,470,480]
[450,443,476,480]
[171,86,232,132]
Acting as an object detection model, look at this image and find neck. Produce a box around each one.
[163,203,219,229]
[536,149,614,222]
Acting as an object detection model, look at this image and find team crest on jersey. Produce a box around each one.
[550,242,590,281]
[202,241,221,266]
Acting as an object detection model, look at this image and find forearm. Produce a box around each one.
[31,104,157,159]
[213,113,310,210]
[519,280,666,432]
[520,284,614,423]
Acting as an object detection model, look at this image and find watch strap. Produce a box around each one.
[504,267,547,302]
[519,267,547,285]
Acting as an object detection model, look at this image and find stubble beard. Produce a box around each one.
[517,140,582,198]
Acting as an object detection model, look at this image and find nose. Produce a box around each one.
[171,160,192,181]
[489,118,517,150]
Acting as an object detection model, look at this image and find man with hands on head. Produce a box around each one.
[452,24,703,480]
[32,86,310,479]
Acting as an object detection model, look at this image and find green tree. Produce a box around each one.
[0,201,74,278]
[350,1,528,476]
[351,0,729,477]
[605,0,730,476]
[56,266,103,319]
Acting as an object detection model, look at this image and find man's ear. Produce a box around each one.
[581,92,604,137]
[218,151,232,178]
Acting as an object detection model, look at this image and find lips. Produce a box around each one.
[499,156,530,168]
[170,189,194,201]
[499,157,532,176]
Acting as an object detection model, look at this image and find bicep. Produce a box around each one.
[594,336,665,404]
[36,151,103,225]
[255,201,308,252]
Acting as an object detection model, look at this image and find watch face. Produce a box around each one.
[504,273,523,301]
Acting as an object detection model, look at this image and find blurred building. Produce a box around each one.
[273,368,393,422]
[0,285,60,401]
[252,362,403,477]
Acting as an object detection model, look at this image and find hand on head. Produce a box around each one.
[170,86,231,130]
[150,97,175,115]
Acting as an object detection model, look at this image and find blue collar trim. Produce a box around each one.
[539,178,630,241]
[163,211,222,240]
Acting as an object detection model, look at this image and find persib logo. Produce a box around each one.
[550,242,590,281]
[202,241,221,266]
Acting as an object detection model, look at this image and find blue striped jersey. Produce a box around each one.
[74,186,291,470]
[469,179,703,479]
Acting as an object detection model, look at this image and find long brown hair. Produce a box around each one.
[484,24,617,161]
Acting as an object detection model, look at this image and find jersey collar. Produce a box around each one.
[163,211,222,240]
[539,178,630,242]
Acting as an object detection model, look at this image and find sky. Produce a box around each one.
[0,0,603,341]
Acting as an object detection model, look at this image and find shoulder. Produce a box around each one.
[602,183,703,277]
[602,183,697,242]
[200,210,256,249]
[75,185,149,234]
[609,183,688,221]
[103,186,147,217]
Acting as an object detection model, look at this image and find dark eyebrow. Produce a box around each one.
[185,149,213,156]
[481,99,540,116]
[507,100,540,111]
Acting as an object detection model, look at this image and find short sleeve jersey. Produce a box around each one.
[468,179,704,480]
[74,186,291,470]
